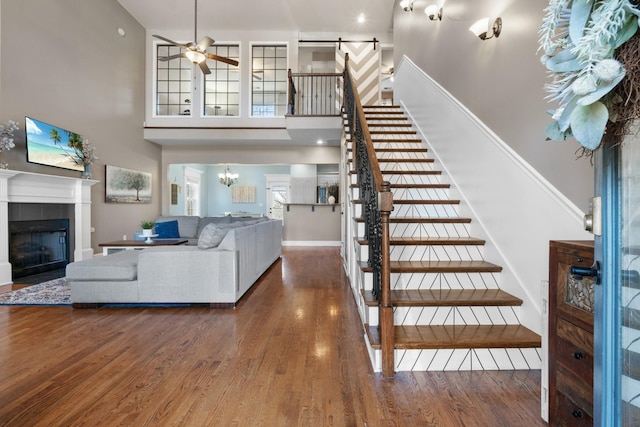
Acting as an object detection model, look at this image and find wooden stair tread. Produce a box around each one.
[355,217,471,224]
[366,123,413,128]
[346,138,422,143]
[363,110,404,114]
[359,260,503,273]
[362,105,401,108]
[357,236,485,246]
[369,130,417,135]
[353,199,459,205]
[348,148,427,153]
[378,158,434,163]
[365,324,541,350]
[361,288,523,307]
[350,169,441,175]
[348,158,433,163]
[350,183,450,189]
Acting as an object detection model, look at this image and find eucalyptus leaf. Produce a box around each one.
[545,121,571,141]
[545,54,583,72]
[558,96,580,132]
[577,71,626,106]
[570,102,608,150]
[569,0,594,42]
[615,16,639,48]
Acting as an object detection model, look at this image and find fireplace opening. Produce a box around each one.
[9,219,70,281]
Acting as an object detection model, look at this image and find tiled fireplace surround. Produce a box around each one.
[0,169,97,285]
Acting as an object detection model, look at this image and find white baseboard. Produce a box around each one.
[282,241,341,247]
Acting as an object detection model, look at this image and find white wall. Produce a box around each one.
[395,57,593,334]
[392,0,594,209]
[0,0,161,252]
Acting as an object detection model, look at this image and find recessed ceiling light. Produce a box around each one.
[317,139,324,144]
[117,27,126,37]
[358,14,366,23]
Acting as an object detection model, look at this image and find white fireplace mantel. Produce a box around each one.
[0,169,98,285]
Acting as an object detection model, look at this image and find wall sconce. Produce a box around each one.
[425,5,443,21]
[400,0,413,12]
[469,17,502,40]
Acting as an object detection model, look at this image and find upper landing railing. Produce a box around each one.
[287,70,342,116]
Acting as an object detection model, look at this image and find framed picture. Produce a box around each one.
[170,183,179,205]
[105,165,152,204]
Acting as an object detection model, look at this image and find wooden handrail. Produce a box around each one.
[343,55,384,191]
[343,53,394,377]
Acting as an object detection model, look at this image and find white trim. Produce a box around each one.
[282,241,341,247]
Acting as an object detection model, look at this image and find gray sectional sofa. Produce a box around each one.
[66,217,282,307]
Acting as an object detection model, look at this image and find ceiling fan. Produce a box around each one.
[153,0,239,75]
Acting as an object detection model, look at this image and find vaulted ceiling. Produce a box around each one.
[116,0,395,34]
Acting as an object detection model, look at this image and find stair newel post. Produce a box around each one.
[379,181,394,377]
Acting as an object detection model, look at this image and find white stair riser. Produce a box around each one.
[393,305,522,326]
[393,348,542,371]
[357,222,471,238]
[361,271,503,290]
[357,244,484,262]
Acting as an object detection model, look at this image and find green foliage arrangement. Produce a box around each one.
[540,0,640,150]
[140,220,155,230]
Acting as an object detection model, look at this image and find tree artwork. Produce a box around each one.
[105,165,152,204]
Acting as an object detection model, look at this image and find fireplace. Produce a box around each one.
[0,169,98,285]
[9,219,70,279]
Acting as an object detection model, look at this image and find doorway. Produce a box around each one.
[265,175,290,220]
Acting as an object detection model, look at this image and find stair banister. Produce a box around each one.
[343,53,395,376]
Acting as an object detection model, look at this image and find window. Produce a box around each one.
[252,45,288,117]
[156,45,192,116]
[204,44,240,116]
[184,168,203,216]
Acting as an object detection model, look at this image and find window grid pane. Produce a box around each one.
[252,44,288,117]
[156,45,192,116]
[203,44,240,117]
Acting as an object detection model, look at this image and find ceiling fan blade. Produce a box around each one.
[153,34,189,49]
[199,61,211,74]
[205,53,239,67]
[196,36,215,52]
[158,53,185,62]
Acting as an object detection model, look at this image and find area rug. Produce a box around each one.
[0,278,70,306]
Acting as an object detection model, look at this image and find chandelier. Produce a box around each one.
[219,165,238,187]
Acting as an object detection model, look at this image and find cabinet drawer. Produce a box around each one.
[556,336,593,385]
[556,368,592,416]
[554,390,593,426]
[556,318,593,384]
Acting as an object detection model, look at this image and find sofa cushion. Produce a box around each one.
[155,220,180,238]
[156,216,200,238]
[196,216,232,237]
[197,224,230,249]
[66,250,139,281]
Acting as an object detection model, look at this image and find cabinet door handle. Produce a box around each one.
[573,351,584,360]
[572,409,584,418]
[570,261,601,284]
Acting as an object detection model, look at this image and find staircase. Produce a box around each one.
[343,105,542,374]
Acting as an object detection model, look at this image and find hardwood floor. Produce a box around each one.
[0,247,545,426]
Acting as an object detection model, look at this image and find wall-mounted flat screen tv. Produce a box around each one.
[25,116,84,172]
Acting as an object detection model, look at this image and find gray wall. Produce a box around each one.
[0,0,161,252]
[393,0,594,208]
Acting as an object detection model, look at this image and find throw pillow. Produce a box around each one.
[155,220,180,238]
[197,223,229,249]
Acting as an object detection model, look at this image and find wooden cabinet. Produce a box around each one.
[549,240,595,426]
